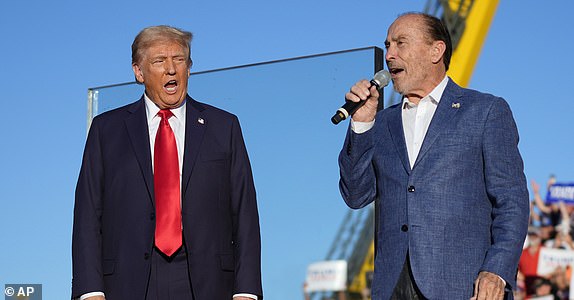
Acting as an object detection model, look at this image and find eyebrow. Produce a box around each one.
[393,35,408,41]
[150,53,186,60]
[385,35,408,45]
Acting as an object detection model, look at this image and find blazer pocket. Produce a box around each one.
[201,152,229,162]
[219,254,235,272]
[103,259,115,275]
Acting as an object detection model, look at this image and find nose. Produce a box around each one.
[165,59,176,75]
[385,45,396,61]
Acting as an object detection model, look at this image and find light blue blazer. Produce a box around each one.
[338,79,529,299]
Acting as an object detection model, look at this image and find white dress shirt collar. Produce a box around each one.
[144,93,186,123]
[402,75,449,109]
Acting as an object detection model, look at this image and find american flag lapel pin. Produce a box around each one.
[197,117,205,125]
[451,102,460,109]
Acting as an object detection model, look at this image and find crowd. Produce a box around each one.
[517,177,574,300]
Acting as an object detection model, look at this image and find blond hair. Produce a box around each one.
[131,25,193,65]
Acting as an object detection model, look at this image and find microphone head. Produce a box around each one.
[372,69,391,89]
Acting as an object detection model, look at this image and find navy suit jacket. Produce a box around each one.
[72,95,262,299]
[339,80,529,299]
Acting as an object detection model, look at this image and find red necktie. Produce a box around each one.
[154,109,182,256]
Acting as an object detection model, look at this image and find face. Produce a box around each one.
[528,233,541,246]
[132,40,191,109]
[535,283,551,296]
[384,15,445,101]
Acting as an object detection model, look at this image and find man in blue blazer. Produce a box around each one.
[72,26,262,300]
[339,13,529,299]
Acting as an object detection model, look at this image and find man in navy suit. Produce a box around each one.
[72,26,262,300]
[339,13,529,299]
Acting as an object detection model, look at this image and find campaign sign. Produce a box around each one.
[546,183,574,204]
[305,260,347,292]
[537,248,574,276]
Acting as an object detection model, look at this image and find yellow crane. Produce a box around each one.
[446,0,500,86]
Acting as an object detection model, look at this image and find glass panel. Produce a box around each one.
[86,47,382,299]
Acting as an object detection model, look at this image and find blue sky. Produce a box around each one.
[1,1,573,299]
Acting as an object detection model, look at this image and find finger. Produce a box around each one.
[369,85,380,100]
[478,278,493,300]
[349,84,371,101]
[478,278,501,300]
[345,91,363,103]
[476,284,485,300]
[477,288,487,300]
[495,281,505,300]
[357,79,372,89]
[497,289,504,300]
[472,277,480,299]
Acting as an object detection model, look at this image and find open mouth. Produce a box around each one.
[164,80,178,94]
[389,67,404,76]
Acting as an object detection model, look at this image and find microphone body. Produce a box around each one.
[331,69,391,125]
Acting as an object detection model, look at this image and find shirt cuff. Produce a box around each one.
[80,292,105,300]
[498,275,506,287]
[233,293,258,300]
[351,119,375,134]
[80,291,256,299]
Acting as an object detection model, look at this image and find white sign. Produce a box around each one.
[305,260,347,292]
[537,248,574,276]
[530,296,554,300]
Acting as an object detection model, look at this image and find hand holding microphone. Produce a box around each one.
[331,69,391,125]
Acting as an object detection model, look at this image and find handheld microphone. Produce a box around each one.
[331,69,391,125]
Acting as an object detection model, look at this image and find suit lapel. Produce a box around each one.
[412,79,463,169]
[182,96,207,195]
[387,104,411,174]
[124,97,155,204]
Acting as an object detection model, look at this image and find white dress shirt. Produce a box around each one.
[145,94,186,173]
[401,77,448,168]
[351,76,449,168]
[80,95,257,300]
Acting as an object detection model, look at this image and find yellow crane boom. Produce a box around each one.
[447,0,499,86]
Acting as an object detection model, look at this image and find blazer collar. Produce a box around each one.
[182,95,207,195]
[123,95,208,205]
[125,97,155,203]
[387,79,464,173]
[411,79,463,169]
[387,103,411,174]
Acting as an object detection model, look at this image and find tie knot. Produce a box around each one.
[157,109,174,121]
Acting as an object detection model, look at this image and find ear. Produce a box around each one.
[132,63,144,83]
[430,40,446,65]
[187,59,193,78]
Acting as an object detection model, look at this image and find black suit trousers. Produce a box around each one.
[390,255,426,300]
[145,247,194,300]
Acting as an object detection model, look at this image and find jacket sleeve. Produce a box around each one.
[229,116,263,299]
[479,97,530,289]
[71,119,105,299]
[338,124,378,209]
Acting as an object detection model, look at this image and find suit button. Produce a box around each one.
[408,186,415,193]
[401,224,408,232]
[150,213,155,220]
[144,252,150,260]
